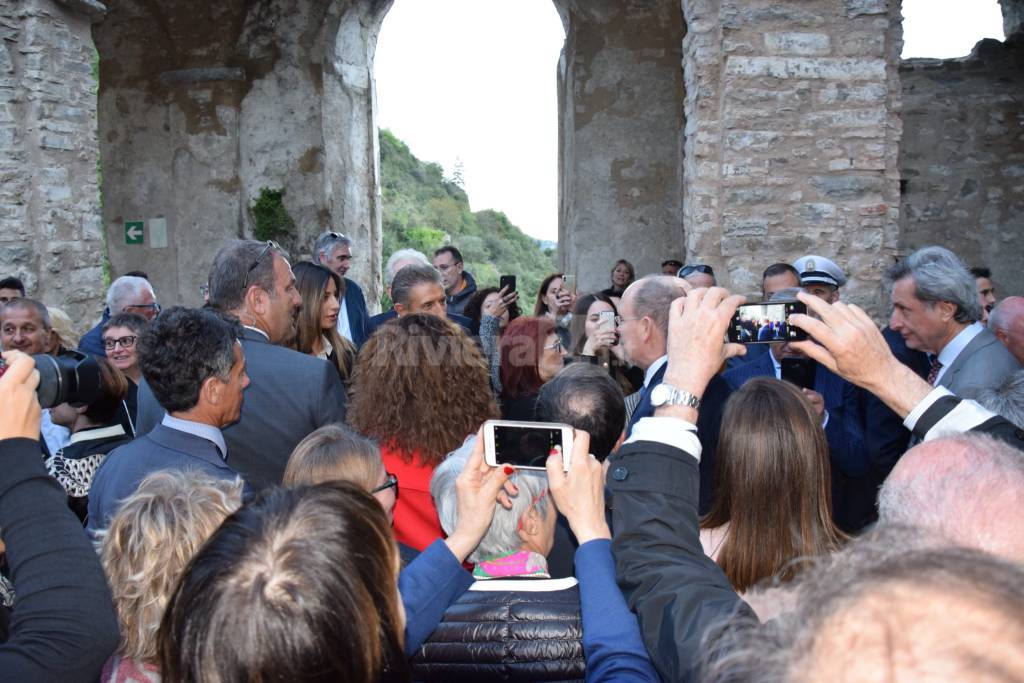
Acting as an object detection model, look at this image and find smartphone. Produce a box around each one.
[598,310,615,332]
[561,274,575,294]
[499,275,517,294]
[483,420,574,471]
[727,301,809,344]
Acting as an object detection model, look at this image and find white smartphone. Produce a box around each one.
[598,310,615,333]
[483,419,574,471]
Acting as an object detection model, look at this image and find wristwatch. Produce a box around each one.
[650,383,701,410]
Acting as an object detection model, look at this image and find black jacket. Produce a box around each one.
[411,580,584,682]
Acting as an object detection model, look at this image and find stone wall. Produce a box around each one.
[680,0,904,311]
[554,0,686,294]
[899,36,1024,297]
[0,0,105,326]
[94,0,388,312]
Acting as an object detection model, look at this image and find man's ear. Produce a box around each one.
[394,302,406,316]
[199,375,224,407]
[935,300,957,322]
[994,327,1009,344]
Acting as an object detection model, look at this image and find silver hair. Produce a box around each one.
[431,436,551,564]
[384,248,431,287]
[702,526,1024,682]
[312,231,352,265]
[390,263,442,308]
[0,297,51,329]
[976,370,1024,430]
[885,246,982,324]
[768,287,802,303]
[106,276,154,313]
[877,433,1024,543]
[988,296,1024,334]
[207,239,287,313]
[629,275,689,340]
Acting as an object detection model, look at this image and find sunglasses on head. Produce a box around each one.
[679,264,714,278]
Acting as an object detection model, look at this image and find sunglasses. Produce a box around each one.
[242,240,279,292]
[679,264,715,278]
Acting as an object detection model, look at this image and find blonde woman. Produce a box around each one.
[97,470,244,682]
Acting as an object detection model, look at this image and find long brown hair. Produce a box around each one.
[347,313,498,466]
[533,273,563,317]
[702,377,846,592]
[292,261,357,382]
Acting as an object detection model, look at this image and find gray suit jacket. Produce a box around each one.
[136,328,348,490]
[87,423,239,534]
[938,327,1021,399]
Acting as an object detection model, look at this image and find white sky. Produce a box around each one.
[375,0,1006,243]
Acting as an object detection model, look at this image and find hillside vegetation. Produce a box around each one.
[380,128,557,309]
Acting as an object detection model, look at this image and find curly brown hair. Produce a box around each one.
[347,313,498,466]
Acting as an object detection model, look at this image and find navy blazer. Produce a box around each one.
[87,423,240,533]
[366,309,476,337]
[136,328,348,491]
[343,277,370,348]
[625,363,668,437]
[722,351,867,478]
[77,308,111,357]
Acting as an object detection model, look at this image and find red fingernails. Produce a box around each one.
[503,465,514,475]
[549,448,560,456]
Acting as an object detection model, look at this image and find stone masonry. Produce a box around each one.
[680,0,904,312]
[1,0,106,326]
[900,35,1024,299]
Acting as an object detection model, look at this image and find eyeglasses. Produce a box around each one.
[435,261,463,273]
[679,264,715,278]
[614,315,639,326]
[543,338,565,352]
[325,231,348,241]
[371,472,398,494]
[242,240,279,292]
[102,335,137,351]
[123,302,161,314]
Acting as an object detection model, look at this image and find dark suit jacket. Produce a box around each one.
[87,423,240,533]
[366,309,476,337]
[625,363,667,437]
[76,308,110,357]
[342,277,370,348]
[136,328,348,490]
[938,327,1021,399]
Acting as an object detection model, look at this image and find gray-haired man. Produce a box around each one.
[313,231,370,348]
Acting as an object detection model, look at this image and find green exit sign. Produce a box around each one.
[125,221,144,245]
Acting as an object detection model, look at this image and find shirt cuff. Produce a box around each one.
[822,410,829,429]
[623,416,702,462]
[903,386,954,431]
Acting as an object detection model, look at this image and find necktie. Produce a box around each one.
[926,358,943,386]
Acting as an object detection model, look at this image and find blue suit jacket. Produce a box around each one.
[343,278,370,348]
[625,363,667,437]
[77,308,111,357]
[722,352,867,479]
[87,423,241,533]
[366,309,476,337]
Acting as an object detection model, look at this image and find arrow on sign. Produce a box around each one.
[125,220,145,245]
[126,225,142,240]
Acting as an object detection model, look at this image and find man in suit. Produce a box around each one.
[136,240,348,490]
[367,248,476,336]
[887,246,1020,399]
[312,231,370,348]
[78,275,159,357]
[88,307,249,532]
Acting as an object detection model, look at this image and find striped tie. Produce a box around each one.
[926,358,943,386]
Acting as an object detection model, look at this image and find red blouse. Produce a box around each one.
[380,443,444,552]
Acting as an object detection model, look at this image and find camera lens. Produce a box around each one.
[32,354,102,409]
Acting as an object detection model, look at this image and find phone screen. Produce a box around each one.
[727,301,808,344]
[500,275,517,293]
[491,424,565,468]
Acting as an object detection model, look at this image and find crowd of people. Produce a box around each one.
[0,233,1023,683]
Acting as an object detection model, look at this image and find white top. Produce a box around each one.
[934,321,984,384]
[336,298,353,342]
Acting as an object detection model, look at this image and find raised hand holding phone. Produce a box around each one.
[546,430,610,545]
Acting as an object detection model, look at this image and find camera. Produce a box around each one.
[0,353,102,409]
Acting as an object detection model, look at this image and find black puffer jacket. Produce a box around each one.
[410,579,584,682]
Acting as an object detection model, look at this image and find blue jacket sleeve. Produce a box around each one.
[398,539,473,656]
[822,377,868,478]
[575,539,659,682]
[0,438,120,682]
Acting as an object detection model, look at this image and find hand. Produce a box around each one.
[556,288,575,314]
[488,286,519,318]
[661,287,747,401]
[802,388,825,417]
[582,329,617,355]
[443,429,515,562]
[546,430,610,544]
[0,351,41,441]
[787,292,931,417]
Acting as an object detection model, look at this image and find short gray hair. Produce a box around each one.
[0,297,51,329]
[384,248,430,287]
[886,246,982,324]
[702,527,1024,682]
[107,276,154,313]
[208,239,287,312]
[877,433,1024,551]
[768,287,802,303]
[988,296,1024,334]
[629,275,689,340]
[976,370,1024,430]
[312,232,352,265]
[431,436,551,564]
[391,263,442,308]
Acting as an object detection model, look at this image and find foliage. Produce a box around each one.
[250,187,295,243]
[379,129,557,310]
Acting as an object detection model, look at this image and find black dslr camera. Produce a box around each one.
[0,352,102,409]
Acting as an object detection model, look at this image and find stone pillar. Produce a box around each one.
[1002,0,1024,39]
[554,0,686,294]
[681,0,903,313]
[900,38,1024,299]
[1,0,106,325]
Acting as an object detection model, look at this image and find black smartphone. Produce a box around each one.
[499,275,517,294]
[727,301,808,344]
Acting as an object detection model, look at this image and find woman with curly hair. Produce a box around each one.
[347,313,498,551]
[291,261,357,384]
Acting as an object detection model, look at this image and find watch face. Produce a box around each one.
[650,383,671,407]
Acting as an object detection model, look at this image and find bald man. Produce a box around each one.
[989,296,1024,366]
